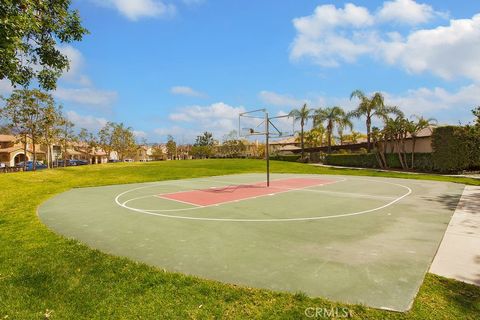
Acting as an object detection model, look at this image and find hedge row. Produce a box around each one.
[270,155,301,162]
[324,153,435,171]
[432,126,480,173]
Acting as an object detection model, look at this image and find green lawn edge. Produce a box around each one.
[1,159,479,319]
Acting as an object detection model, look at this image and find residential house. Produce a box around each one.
[0,135,46,167]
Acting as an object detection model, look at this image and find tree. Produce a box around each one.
[78,128,98,164]
[98,122,116,160]
[408,115,437,169]
[473,106,480,127]
[303,127,325,147]
[371,126,387,169]
[289,103,311,159]
[41,102,63,168]
[166,135,177,160]
[0,124,12,134]
[349,90,403,152]
[337,113,353,145]
[1,0,88,90]
[342,131,366,144]
[111,123,136,161]
[195,132,215,147]
[384,116,409,169]
[2,89,53,170]
[192,132,215,159]
[151,144,165,161]
[98,122,136,161]
[313,106,347,153]
[219,130,246,158]
[58,118,75,166]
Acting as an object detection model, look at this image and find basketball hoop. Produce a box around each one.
[239,109,294,186]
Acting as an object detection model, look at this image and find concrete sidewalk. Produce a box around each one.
[430,186,480,286]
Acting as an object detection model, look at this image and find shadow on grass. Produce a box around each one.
[411,274,480,319]
[427,274,480,316]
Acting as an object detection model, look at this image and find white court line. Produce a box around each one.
[285,188,397,200]
[114,176,412,222]
[121,178,346,213]
[154,195,204,207]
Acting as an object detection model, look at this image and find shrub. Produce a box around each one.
[308,152,321,163]
[270,155,301,162]
[432,126,480,173]
[324,153,434,171]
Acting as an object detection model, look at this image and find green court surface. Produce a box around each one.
[38,173,465,311]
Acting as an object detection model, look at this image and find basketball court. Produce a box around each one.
[38,173,465,311]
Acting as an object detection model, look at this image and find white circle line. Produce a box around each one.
[113,177,412,222]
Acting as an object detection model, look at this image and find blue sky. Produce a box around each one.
[2,0,480,143]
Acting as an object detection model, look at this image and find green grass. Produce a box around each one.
[1,159,479,319]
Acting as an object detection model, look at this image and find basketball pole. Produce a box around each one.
[239,109,292,188]
[265,111,270,187]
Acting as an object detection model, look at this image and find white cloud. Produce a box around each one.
[258,91,306,107]
[170,102,244,123]
[167,102,247,139]
[384,83,480,115]
[377,0,438,25]
[65,110,108,132]
[163,102,300,141]
[58,45,92,86]
[153,126,198,142]
[289,2,480,83]
[170,86,206,98]
[381,14,480,81]
[290,3,374,67]
[0,79,14,95]
[94,0,176,21]
[133,130,148,141]
[54,88,118,107]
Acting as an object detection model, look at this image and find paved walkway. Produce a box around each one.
[430,186,480,286]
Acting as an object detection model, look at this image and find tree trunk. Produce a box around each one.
[401,136,408,169]
[300,124,304,159]
[366,117,372,152]
[63,144,67,167]
[411,138,416,169]
[396,140,406,169]
[378,142,387,169]
[23,134,27,171]
[32,137,36,171]
[327,131,332,153]
[382,138,389,168]
[46,143,50,169]
[374,151,384,169]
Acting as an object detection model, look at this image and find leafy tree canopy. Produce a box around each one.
[194,131,215,147]
[0,0,88,90]
[473,106,480,127]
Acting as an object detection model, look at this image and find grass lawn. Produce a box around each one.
[1,159,479,319]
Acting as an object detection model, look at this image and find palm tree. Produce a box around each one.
[343,131,366,144]
[303,126,325,147]
[408,115,437,169]
[384,116,409,169]
[337,113,353,145]
[349,90,403,152]
[314,106,346,153]
[371,126,387,169]
[289,103,311,159]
